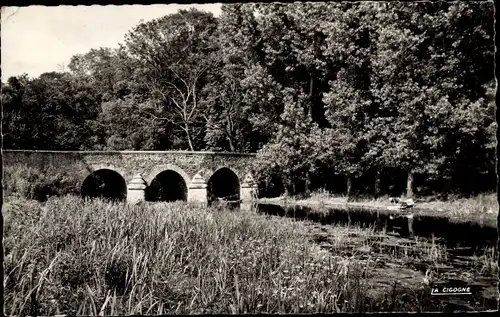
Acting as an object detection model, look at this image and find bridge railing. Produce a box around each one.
[2,149,257,157]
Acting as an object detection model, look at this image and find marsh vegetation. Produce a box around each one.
[4,196,497,315]
[259,191,498,226]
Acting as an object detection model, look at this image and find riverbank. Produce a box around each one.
[257,193,498,226]
[4,195,497,313]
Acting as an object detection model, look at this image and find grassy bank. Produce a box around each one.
[4,196,496,314]
[259,192,498,224]
[1,196,404,314]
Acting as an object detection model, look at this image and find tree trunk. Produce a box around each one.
[185,123,194,151]
[226,112,236,152]
[309,76,314,98]
[284,177,291,197]
[227,136,235,152]
[407,171,414,198]
[284,187,291,197]
[304,171,311,196]
[407,215,414,238]
[346,175,353,201]
[442,177,451,201]
[374,171,381,198]
[308,76,314,117]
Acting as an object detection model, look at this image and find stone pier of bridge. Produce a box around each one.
[127,171,258,205]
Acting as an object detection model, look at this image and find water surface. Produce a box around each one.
[238,202,498,311]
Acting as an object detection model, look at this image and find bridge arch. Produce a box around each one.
[207,167,241,203]
[145,164,190,202]
[81,168,127,201]
[204,167,244,184]
[87,164,127,180]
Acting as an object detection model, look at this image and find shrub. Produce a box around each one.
[3,164,80,201]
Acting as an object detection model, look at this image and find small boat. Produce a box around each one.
[388,197,415,211]
[387,205,404,211]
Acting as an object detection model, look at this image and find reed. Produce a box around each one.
[4,196,374,315]
[4,195,494,314]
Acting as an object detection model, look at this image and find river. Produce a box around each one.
[233,202,499,311]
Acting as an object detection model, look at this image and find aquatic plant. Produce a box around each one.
[4,196,374,315]
[4,195,496,314]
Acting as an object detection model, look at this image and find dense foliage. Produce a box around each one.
[2,3,495,197]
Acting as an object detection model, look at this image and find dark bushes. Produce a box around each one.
[4,164,80,201]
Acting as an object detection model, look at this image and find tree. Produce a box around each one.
[216,4,285,151]
[321,2,378,197]
[323,1,495,198]
[201,66,252,152]
[95,97,171,150]
[2,75,31,149]
[254,88,321,195]
[124,8,219,151]
[68,46,136,102]
[2,3,494,199]
[2,72,100,150]
[252,2,340,126]
[368,1,495,197]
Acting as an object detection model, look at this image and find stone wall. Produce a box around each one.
[3,150,258,204]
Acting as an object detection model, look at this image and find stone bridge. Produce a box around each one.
[2,150,258,205]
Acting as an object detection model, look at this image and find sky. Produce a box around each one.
[1,4,222,81]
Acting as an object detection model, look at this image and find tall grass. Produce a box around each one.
[472,246,499,275]
[417,193,498,216]
[4,196,392,315]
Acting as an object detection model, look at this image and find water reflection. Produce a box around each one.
[252,203,497,249]
[231,202,497,310]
